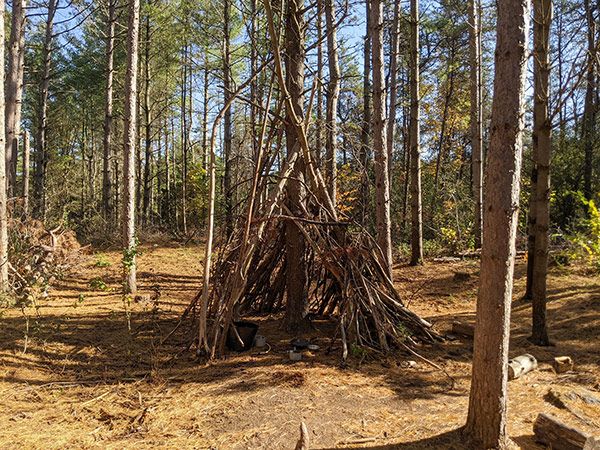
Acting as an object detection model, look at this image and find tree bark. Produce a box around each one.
[469,0,483,249]
[582,0,595,200]
[387,0,400,181]
[325,0,340,206]
[0,0,8,290]
[359,0,371,225]
[22,130,30,215]
[142,8,152,225]
[316,0,324,166]
[34,0,58,220]
[122,0,140,294]
[223,0,234,237]
[370,0,392,277]
[530,0,552,347]
[5,0,27,196]
[409,0,423,266]
[283,0,308,334]
[465,0,530,446]
[102,0,116,224]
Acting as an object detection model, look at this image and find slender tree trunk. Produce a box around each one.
[122,0,141,294]
[433,57,455,196]
[387,0,400,180]
[370,0,392,277]
[202,55,209,170]
[142,9,152,225]
[469,0,483,249]
[283,0,308,334]
[223,0,234,237]
[469,0,483,248]
[181,44,188,234]
[5,0,27,195]
[409,0,423,265]
[34,0,58,220]
[316,0,324,166]
[0,0,8,290]
[465,0,530,446]
[582,0,595,200]
[22,130,30,215]
[325,0,340,205]
[103,0,116,223]
[530,0,552,346]
[359,0,371,225]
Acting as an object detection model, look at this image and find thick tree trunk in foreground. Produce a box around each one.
[371,0,393,278]
[5,0,27,195]
[465,0,530,446]
[34,0,58,220]
[102,0,115,223]
[122,0,140,294]
[531,0,552,346]
[284,0,308,334]
[0,0,8,290]
[409,0,423,266]
[469,0,483,249]
[325,0,340,205]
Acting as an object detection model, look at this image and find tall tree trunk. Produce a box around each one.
[0,0,8,290]
[34,0,58,220]
[469,0,483,249]
[5,0,27,196]
[122,0,141,294]
[433,57,455,197]
[316,0,324,166]
[409,0,423,266]
[142,9,152,225]
[582,0,595,200]
[202,55,209,170]
[359,0,371,225]
[465,0,530,446]
[22,130,30,215]
[223,0,234,237]
[181,44,188,234]
[530,0,552,347]
[103,0,116,223]
[371,0,393,277]
[387,0,400,180]
[283,0,308,334]
[325,0,340,205]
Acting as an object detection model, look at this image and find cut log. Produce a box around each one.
[508,353,538,380]
[295,422,309,450]
[554,356,574,374]
[533,413,599,450]
[451,321,474,338]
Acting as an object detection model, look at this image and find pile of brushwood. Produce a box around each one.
[6,215,81,305]
[180,4,442,360]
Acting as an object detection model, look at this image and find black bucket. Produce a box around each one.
[226,321,259,352]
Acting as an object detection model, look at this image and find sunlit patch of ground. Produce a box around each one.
[0,244,597,449]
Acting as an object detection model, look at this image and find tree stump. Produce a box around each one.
[554,356,574,374]
[533,413,599,450]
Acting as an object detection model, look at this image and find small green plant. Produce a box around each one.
[73,294,86,308]
[89,277,108,291]
[94,254,111,268]
[563,192,600,271]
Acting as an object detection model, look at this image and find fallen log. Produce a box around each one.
[533,413,599,450]
[508,354,537,380]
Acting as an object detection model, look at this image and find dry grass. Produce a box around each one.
[0,244,598,449]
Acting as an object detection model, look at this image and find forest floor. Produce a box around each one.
[0,242,599,449]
